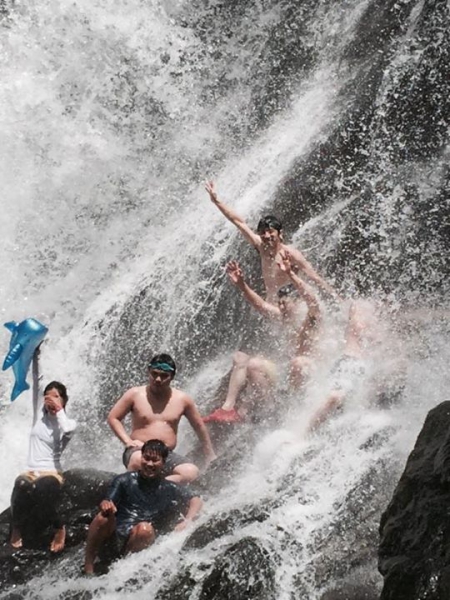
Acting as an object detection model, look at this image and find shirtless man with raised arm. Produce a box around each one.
[108,354,216,483]
[205,181,337,304]
[204,251,322,422]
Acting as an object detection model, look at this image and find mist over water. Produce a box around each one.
[0,0,449,597]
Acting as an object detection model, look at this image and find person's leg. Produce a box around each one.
[84,513,116,574]
[221,351,250,410]
[163,451,200,484]
[10,475,34,548]
[289,356,313,389]
[203,351,250,423]
[127,450,143,471]
[241,357,277,416]
[33,475,65,552]
[166,462,199,484]
[308,390,345,432]
[125,522,156,554]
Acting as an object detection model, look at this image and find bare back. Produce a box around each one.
[127,385,190,449]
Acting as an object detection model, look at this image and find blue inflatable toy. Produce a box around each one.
[2,318,48,401]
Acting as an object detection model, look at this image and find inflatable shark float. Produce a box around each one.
[2,318,48,401]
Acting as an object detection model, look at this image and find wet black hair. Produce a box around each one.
[148,353,176,376]
[256,215,283,233]
[44,381,69,406]
[277,284,299,299]
[141,439,169,461]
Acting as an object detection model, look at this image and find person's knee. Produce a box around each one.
[35,476,61,495]
[127,450,142,471]
[15,476,31,488]
[172,463,200,483]
[232,351,250,368]
[131,522,155,542]
[247,357,266,374]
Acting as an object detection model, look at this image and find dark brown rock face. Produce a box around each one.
[379,401,450,599]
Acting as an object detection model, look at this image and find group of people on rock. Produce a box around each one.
[201,181,382,429]
[7,181,389,574]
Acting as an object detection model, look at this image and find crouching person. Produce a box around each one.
[84,439,203,575]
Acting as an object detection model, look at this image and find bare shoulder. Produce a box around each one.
[120,385,146,404]
[283,243,306,259]
[171,387,195,407]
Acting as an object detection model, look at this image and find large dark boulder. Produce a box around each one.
[198,537,276,600]
[379,401,450,599]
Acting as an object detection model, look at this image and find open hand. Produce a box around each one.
[278,249,293,275]
[205,180,218,204]
[226,260,244,286]
[99,500,117,517]
[127,439,144,449]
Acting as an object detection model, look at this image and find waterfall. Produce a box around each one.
[0,0,449,597]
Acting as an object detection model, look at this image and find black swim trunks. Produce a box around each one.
[106,471,196,539]
[122,446,191,476]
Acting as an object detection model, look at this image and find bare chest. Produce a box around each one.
[261,253,290,286]
[132,395,184,426]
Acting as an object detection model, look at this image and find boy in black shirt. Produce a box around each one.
[84,440,202,574]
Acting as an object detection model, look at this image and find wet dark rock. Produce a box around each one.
[286,444,401,598]
[379,401,450,599]
[320,583,379,600]
[155,569,199,600]
[183,503,272,551]
[198,537,277,600]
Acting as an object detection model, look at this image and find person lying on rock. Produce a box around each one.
[204,251,323,424]
[9,380,76,553]
[107,353,216,482]
[84,439,203,575]
[307,297,390,431]
[205,180,338,304]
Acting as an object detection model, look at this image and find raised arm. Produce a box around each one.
[285,245,340,300]
[205,181,261,248]
[107,389,142,448]
[226,260,281,319]
[279,251,321,319]
[184,396,217,465]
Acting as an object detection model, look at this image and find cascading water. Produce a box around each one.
[0,0,449,598]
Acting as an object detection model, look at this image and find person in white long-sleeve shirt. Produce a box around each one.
[9,381,76,553]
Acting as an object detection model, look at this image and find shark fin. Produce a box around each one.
[4,321,18,333]
[2,343,23,371]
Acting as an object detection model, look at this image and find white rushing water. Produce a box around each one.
[0,0,449,597]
